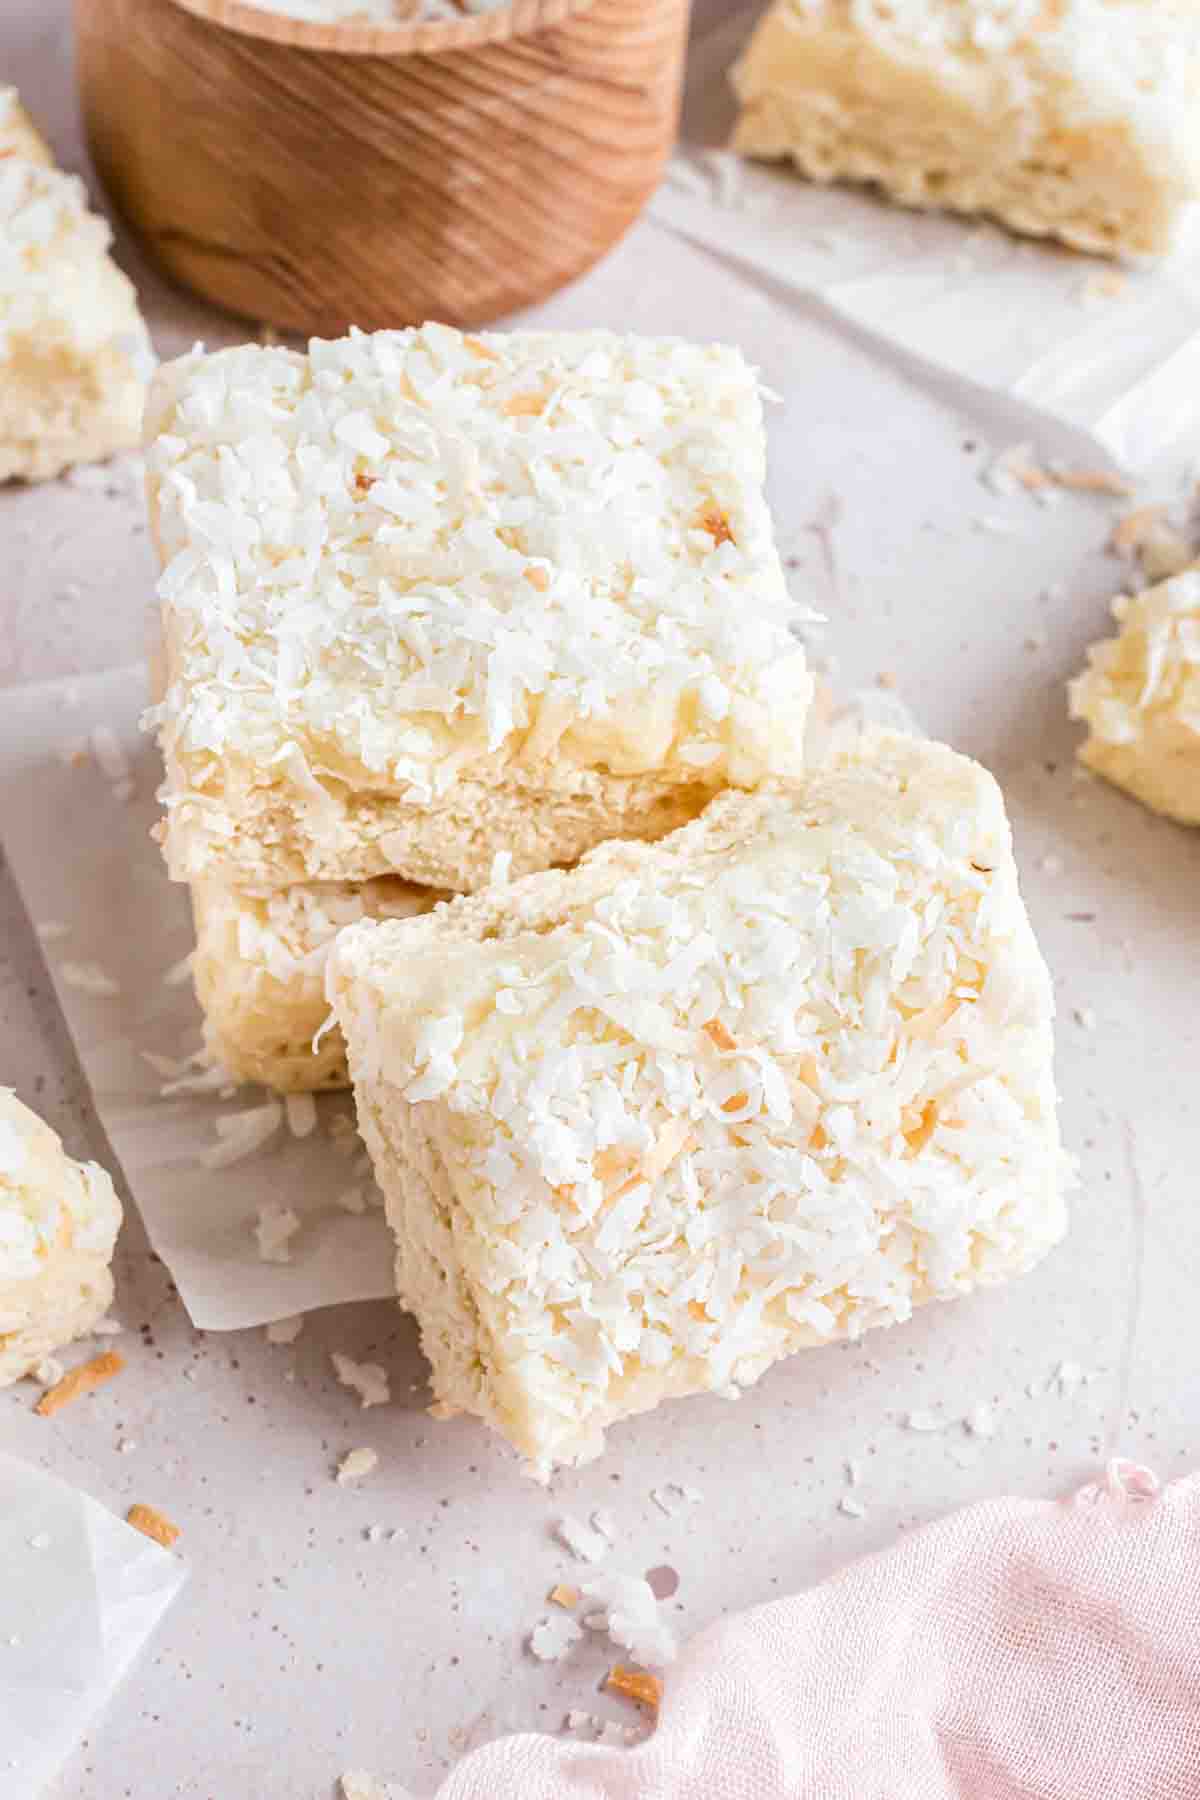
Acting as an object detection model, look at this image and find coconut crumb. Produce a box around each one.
[162,952,195,988]
[126,1503,181,1548]
[285,1092,318,1138]
[564,1710,640,1746]
[265,1315,304,1346]
[332,1354,391,1409]
[650,1483,703,1517]
[35,1350,125,1416]
[336,1448,379,1485]
[32,1356,64,1387]
[90,1316,123,1337]
[528,1612,583,1662]
[59,961,121,997]
[1048,464,1132,497]
[554,1515,610,1562]
[839,1496,867,1519]
[845,1457,863,1486]
[341,1774,412,1800]
[255,1202,301,1263]
[580,1571,677,1667]
[966,1402,997,1438]
[605,1665,663,1709]
[1056,1359,1084,1395]
[905,1409,942,1433]
[203,1101,282,1170]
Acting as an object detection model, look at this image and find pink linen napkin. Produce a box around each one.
[431,1462,1200,1798]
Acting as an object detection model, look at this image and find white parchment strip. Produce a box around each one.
[0,664,395,1330]
[0,1452,187,1795]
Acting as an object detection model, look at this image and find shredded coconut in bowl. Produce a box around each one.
[238,0,510,22]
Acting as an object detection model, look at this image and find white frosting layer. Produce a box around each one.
[146,325,811,839]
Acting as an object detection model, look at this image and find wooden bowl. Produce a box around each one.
[75,0,692,336]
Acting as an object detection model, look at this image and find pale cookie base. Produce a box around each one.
[165,761,717,892]
[191,877,445,1092]
[331,732,1067,1475]
[0,331,145,484]
[732,6,1196,258]
[1069,569,1200,824]
[0,1091,122,1387]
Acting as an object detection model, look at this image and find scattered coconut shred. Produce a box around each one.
[255,1202,301,1263]
[580,1572,677,1669]
[332,1353,391,1408]
[340,1773,415,1800]
[336,1448,379,1485]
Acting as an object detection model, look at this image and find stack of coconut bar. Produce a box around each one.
[146,322,1068,1475]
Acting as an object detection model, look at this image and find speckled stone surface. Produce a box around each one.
[1,4,1197,1796]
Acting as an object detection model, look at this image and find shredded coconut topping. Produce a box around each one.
[329,733,1067,1472]
[146,324,810,876]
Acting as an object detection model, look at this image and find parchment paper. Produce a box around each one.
[0,664,395,1330]
[0,1452,187,1796]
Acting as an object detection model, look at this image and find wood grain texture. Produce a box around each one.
[75,0,692,336]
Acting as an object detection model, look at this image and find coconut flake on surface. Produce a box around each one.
[332,1353,391,1409]
[285,1092,318,1138]
[58,961,121,997]
[905,1409,943,1434]
[650,1483,703,1518]
[554,1515,609,1564]
[254,1201,300,1263]
[966,1402,998,1438]
[340,1772,414,1800]
[336,1448,379,1485]
[839,1496,866,1519]
[203,1102,282,1171]
[528,1612,583,1663]
[580,1572,677,1668]
[265,1315,304,1346]
[162,952,195,988]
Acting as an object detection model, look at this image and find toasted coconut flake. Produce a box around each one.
[550,1583,580,1609]
[605,1665,663,1710]
[702,1018,738,1052]
[35,1350,125,1415]
[126,1503,180,1548]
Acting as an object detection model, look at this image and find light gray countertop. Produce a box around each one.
[2,3,1197,1796]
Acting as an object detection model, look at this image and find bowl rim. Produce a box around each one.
[164,0,598,55]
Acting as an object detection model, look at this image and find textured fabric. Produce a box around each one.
[433,1464,1200,1798]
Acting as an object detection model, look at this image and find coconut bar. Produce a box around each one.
[0,88,152,483]
[145,324,811,893]
[732,0,1200,259]
[191,876,446,1092]
[0,1090,122,1386]
[1069,567,1200,824]
[328,730,1068,1475]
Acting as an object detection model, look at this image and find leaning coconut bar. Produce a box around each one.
[1069,566,1200,825]
[191,876,446,1093]
[0,1090,122,1386]
[145,324,811,894]
[0,87,152,483]
[733,0,1200,259]
[328,730,1069,1476]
